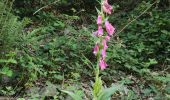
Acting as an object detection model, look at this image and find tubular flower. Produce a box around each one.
[105,21,115,36]
[99,58,108,70]
[102,39,108,49]
[93,44,99,55]
[101,39,108,58]
[101,49,106,58]
[98,26,103,36]
[93,31,98,36]
[97,15,102,25]
[105,35,110,41]
[92,26,103,37]
[102,0,113,14]
[93,15,103,36]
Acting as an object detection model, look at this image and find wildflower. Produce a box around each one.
[98,26,103,36]
[93,31,98,36]
[102,39,108,49]
[105,21,115,36]
[101,49,106,58]
[97,15,102,25]
[92,26,103,37]
[102,0,113,14]
[101,39,108,58]
[93,44,99,55]
[99,58,108,70]
[105,35,110,41]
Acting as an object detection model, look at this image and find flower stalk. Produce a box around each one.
[93,0,115,99]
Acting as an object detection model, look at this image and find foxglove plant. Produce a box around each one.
[92,0,121,100]
[62,0,121,99]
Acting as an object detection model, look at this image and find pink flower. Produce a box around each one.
[105,21,115,36]
[102,39,108,49]
[102,0,113,14]
[99,59,108,70]
[98,26,103,36]
[101,39,108,58]
[101,49,106,58]
[92,26,103,36]
[93,31,98,36]
[97,15,102,25]
[93,44,99,55]
[105,35,110,41]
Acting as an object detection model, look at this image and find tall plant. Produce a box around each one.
[62,0,122,99]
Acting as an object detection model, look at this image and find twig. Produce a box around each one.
[115,1,158,36]
[33,0,59,15]
[61,72,65,89]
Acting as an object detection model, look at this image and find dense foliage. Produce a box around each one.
[0,0,169,99]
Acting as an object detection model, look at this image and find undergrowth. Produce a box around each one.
[0,0,169,99]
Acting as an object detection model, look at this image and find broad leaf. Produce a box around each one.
[98,84,122,100]
[61,90,83,100]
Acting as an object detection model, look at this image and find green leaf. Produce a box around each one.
[0,67,13,77]
[61,90,83,100]
[98,84,122,100]
[95,7,101,14]
[0,59,17,64]
[7,59,17,64]
[161,30,169,34]
[93,77,103,97]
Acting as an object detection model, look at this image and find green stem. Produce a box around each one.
[96,50,100,78]
[93,0,104,99]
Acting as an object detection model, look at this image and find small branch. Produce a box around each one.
[33,0,59,15]
[0,97,15,100]
[61,72,65,89]
[115,1,158,36]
